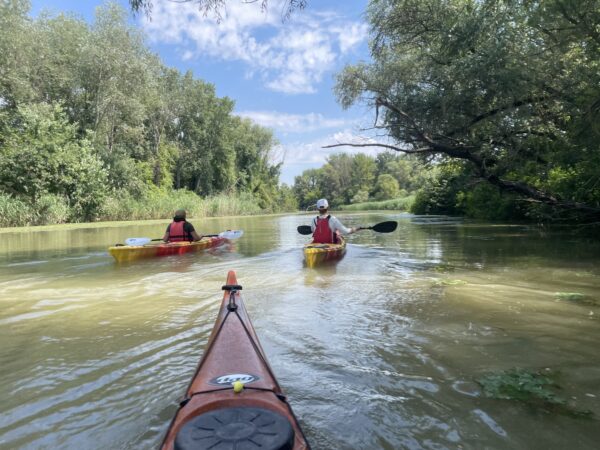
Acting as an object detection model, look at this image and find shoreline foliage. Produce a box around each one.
[334,0,600,223]
[0,1,296,227]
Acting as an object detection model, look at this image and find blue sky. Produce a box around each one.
[31,0,384,184]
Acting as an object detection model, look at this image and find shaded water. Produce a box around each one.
[0,213,599,449]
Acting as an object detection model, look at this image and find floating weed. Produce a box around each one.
[435,279,468,286]
[555,292,586,301]
[555,292,598,306]
[476,368,593,418]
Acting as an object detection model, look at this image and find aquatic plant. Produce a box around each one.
[435,279,468,286]
[555,292,598,306]
[476,368,593,418]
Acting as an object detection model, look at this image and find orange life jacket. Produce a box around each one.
[168,220,190,242]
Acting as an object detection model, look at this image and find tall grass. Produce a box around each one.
[338,195,415,212]
[99,189,263,222]
[0,193,33,227]
[1,189,265,227]
[0,193,70,227]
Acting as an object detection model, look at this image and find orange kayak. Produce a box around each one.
[108,237,226,262]
[160,271,310,450]
[303,236,346,268]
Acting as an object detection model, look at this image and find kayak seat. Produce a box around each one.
[174,406,295,450]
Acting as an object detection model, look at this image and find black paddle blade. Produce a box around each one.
[369,221,398,233]
[297,225,312,235]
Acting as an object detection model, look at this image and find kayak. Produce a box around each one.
[303,236,346,268]
[160,271,310,450]
[109,236,226,263]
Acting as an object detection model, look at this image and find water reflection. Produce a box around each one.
[0,213,599,449]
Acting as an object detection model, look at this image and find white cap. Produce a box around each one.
[316,198,329,209]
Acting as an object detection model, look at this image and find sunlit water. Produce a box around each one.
[0,213,598,449]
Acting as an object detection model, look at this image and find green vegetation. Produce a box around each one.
[555,292,587,302]
[477,368,593,418]
[554,292,598,306]
[434,279,467,286]
[334,0,600,223]
[4,0,599,226]
[99,190,263,222]
[0,1,296,227]
[293,152,427,210]
[338,195,415,212]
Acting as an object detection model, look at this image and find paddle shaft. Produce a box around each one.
[297,220,397,235]
[151,234,221,242]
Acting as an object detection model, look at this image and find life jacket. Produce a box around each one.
[168,220,190,242]
[312,215,336,244]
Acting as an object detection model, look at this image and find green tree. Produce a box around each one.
[0,0,34,107]
[374,173,399,200]
[335,0,600,221]
[351,190,369,203]
[293,169,323,209]
[0,1,287,224]
[350,153,376,198]
[322,153,354,205]
[0,103,108,219]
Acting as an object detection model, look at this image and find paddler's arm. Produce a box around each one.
[331,216,357,235]
[184,222,202,241]
[163,225,171,242]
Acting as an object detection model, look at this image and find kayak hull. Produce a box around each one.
[303,237,346,268]
[160,271,309,450]
[108,236,226,262]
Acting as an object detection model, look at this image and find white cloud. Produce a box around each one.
[236,111,351,133]
[277,130,392,184]
[142,0,368,94]
[283,130,389,166]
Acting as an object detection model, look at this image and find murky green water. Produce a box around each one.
[0,213,599,449]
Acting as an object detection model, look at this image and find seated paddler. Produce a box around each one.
[310,198,358,244]
[163,209,202,242]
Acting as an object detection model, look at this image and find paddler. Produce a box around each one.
[311,198,359,244]
[163,209,202,242]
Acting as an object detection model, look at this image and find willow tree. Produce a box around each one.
[334,0,600,221]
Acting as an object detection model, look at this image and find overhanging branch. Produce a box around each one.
[322,142,434,155]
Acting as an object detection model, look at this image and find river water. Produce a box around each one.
[0,212,598,449]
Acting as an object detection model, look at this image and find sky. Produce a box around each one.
[30,0,386,185]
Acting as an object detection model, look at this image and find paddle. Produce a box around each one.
[297,221,397,235]
[123,230,244,246]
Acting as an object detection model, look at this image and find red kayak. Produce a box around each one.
[160,271,310,450]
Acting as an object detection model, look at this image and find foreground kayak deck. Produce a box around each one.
[303,237,346,268]
[160,271,310,450]
[108,237,226,262]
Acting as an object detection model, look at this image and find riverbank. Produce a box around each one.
[0,190,297,228]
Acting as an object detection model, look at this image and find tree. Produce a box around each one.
[321,153,354,205]
[333,0,600,221]
[350,153,376,198]
[0,103,108,219]
[374,174,399,200]
[293,169,323,209]
[0,1,290,224]
[0,0,34,107]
